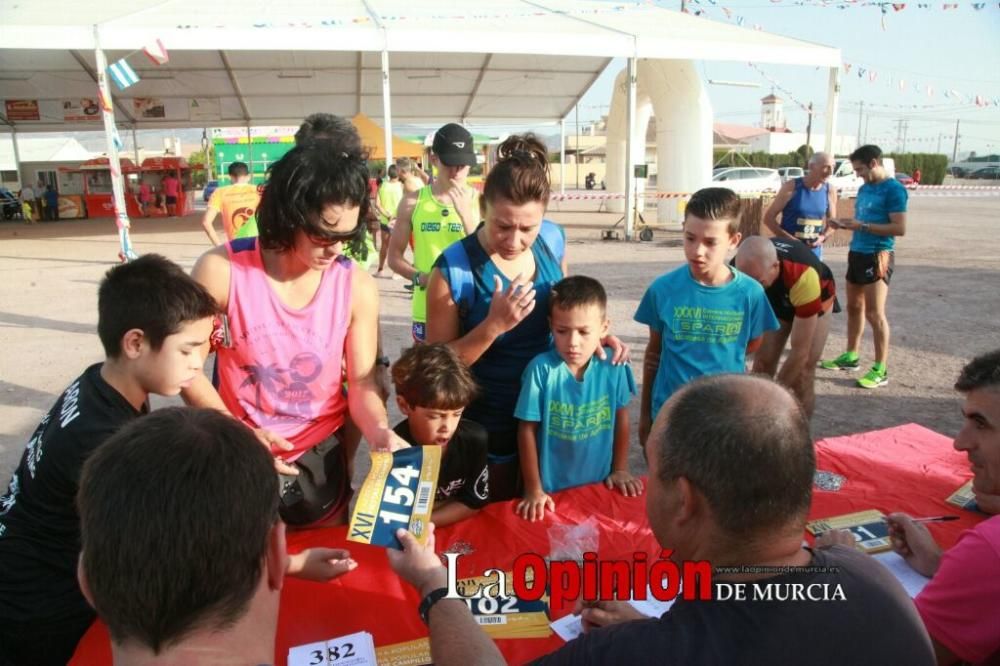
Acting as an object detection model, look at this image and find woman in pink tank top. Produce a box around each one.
[182,142,408,526]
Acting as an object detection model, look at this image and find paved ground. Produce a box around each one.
[2,194,998,482]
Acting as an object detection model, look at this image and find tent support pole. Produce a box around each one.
[559,118,566,195]
[624,56,637,242]
[132,125,140,165]
[381,48,394,168]
[246,125,253,180]
[94,26,136,261]
[11,128,23,188]
[824,66,840,154]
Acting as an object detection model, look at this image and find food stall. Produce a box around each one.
[140,156,199,217]
[63,157,143,219]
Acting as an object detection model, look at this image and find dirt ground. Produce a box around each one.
[2,194,998,482]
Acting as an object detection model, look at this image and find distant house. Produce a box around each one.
[0,136,94,192]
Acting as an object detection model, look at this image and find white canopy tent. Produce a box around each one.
[0,0,840,243]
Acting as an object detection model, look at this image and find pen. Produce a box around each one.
[882,515,959,524]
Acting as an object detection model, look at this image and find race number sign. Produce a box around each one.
[348,446,441,549]
[946,480,980,512]
[807,509,892,553]
[287,630,376,666]
[455,570,552,639]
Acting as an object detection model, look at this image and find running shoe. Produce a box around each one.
[819,352,860,371]
[857,366,888,389]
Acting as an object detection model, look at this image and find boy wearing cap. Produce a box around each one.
[388,123,481,342]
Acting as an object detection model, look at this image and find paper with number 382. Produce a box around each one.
[348,446,441,549]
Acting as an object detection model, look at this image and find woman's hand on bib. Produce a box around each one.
[370,425,411,453]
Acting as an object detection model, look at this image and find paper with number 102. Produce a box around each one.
[348,446,441,549]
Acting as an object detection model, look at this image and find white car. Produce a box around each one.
[777,166,804,183]
[831,157,895,192]
[711,167,781,193]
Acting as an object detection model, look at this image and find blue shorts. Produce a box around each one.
[411,321,426,343]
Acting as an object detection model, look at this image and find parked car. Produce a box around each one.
[968,166,1000,180]
[711,167,781,192]
[202,180,219,202]
[831,157,895,191]
[895,173,914,186]
[0,188,22,220]
[777,166,804,183]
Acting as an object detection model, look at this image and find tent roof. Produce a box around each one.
[0,1,840,132]
[350,113,424,160]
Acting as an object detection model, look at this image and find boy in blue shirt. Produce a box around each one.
[634,187,780,447]
[820,144,908,389]
[391,343,490,526]
[515,276,640,522]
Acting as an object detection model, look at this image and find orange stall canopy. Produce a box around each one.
[63,157,143,220]
[140,156,203,218]
[350,113,424,161]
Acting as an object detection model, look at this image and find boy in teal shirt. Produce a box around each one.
[515,276,640,522]
[634,187,779,446]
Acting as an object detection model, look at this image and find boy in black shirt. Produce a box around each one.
[391,344,489,526]
[0,255,220,665]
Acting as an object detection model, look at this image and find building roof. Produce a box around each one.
[713,123,770,144]
[0,136,94,169]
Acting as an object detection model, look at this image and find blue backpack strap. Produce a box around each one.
[441,239,474,319]
[538,219,565,263]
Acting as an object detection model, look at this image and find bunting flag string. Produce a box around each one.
[686,0,997,108]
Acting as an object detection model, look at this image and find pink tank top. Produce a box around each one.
[216,238,352,459]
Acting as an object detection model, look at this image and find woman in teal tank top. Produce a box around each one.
[425,134,629,500]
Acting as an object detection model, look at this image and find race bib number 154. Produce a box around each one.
[348,446,441,550]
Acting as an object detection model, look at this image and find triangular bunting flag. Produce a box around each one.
[108,59,140,90]
[143,39,169,66]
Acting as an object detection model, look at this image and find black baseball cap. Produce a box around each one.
[432,123,477,167]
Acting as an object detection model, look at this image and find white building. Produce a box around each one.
[0,135,94,189]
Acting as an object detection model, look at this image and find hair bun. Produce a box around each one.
[497,134,549,169]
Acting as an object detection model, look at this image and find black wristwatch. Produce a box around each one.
[418,587,450,625]
[376,355,391,368]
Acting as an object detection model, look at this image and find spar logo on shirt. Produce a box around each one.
[547,396,613,441]
[672,306,744,344]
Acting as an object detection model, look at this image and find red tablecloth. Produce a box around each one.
[71,423,983,665]
[809,423,980,550]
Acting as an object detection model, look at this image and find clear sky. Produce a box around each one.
[568,0,1000,157]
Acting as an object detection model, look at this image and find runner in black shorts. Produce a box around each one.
[846,249,894,286]
[820,145,908,389]
[736,236,838,417]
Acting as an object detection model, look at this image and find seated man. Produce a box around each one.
[530,374,935,665]
[822,349,1000,664]
[735,235,839,417]
[76,408,358,663]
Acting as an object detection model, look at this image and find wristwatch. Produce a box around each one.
[412,271,423,289]
[418,587,450,625]
[376,355,391,368]
[860,222,871,233]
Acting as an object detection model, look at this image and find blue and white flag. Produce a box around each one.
[108,59,140,90]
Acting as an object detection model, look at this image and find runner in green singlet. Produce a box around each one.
[388,123,480,342]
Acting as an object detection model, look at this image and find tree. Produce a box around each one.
[187,147,213,188]
[795,144,814,167]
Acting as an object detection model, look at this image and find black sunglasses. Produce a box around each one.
[305,220,365,247]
